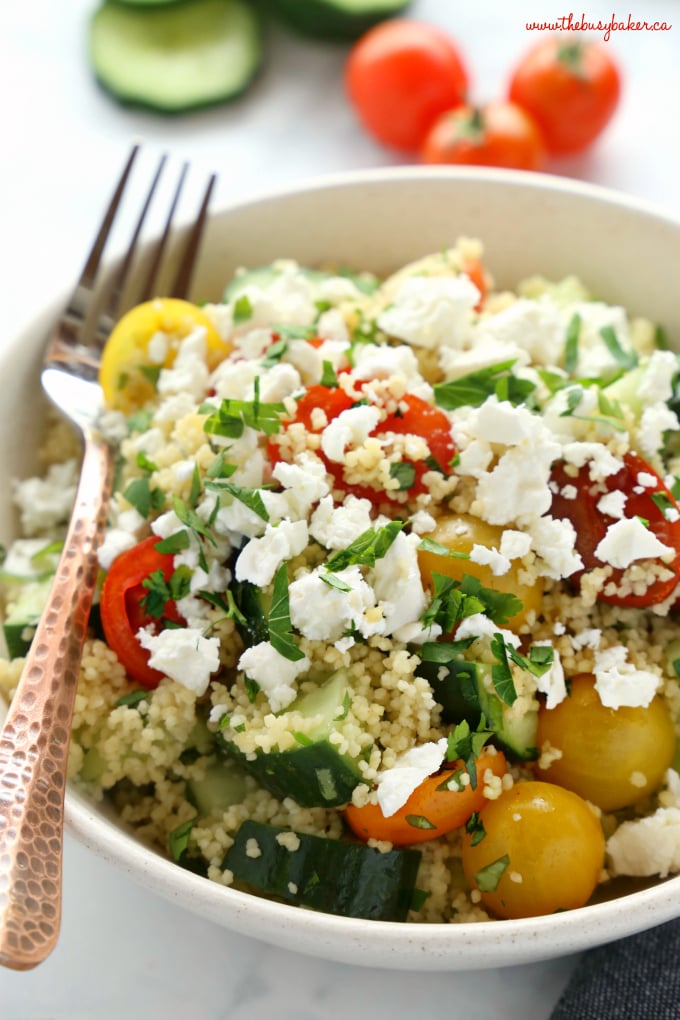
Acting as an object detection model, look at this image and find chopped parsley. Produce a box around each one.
[168,819,194,863]
[651,491,677,517]
[320,360,339,388]
[446,718,493,790]
[123,476,165,519]
[418,536,470,560]
[389,462,417,491]
[406,814,438,831]
[599,324,639,372]
[202,394,286,439]
[564,313,581,375]
[421,572,522,634]
[267,564,305,662]
[474,854,510,892]
[233,294,253,324]
[465,812,486,846]
[153,531,191,555]
[114,689,149,709]
[198,589,248,630]
[324,521,404,574]
[141,565,192,618]
[260,336,288,368]
[433,360,536,411]
[489,633,519,707]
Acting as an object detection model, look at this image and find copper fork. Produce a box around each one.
[0,145,216,970]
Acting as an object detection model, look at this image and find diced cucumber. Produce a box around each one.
[224,820,421,920]
[420,658,539,761]
[186,759,249,816]
[217,669,366,806]
[223,263,379,304]
[274,0,412,41]
[89,0,263,114]
[2,578,53,659]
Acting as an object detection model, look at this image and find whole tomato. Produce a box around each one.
[508,38,621,155]
[421,100,545,171]
[345,19,468,152]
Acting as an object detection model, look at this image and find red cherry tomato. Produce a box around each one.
[271,385,456,506]
[421,100,546,170]
[100,535,184,689]
[345,19,468,152]
[550,452,680,607]
[508,38,621,156]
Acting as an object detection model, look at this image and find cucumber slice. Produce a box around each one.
[275,0,412,41]
[89,0,263,113]
[224,820,421,920]
[217,669,366,807]
[419,657,539,761]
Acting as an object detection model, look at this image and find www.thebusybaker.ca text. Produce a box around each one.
[526,12,672,42]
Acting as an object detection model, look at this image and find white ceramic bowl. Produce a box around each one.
[2,167,680,971]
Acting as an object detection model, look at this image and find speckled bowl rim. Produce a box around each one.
[5,164,680,971]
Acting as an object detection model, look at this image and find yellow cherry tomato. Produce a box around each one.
[461,781,604,919]
[99,298,232,413]
[416,513,543,631]
[535,673,676,812]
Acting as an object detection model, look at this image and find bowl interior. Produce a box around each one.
[2,167,680,970]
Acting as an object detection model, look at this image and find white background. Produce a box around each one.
[1,1,678,1016]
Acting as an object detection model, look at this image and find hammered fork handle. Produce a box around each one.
[0,434,113,970]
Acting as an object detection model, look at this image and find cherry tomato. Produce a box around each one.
[421,101,545,171]
[550,452,680,607]
[461,781,605,919]
[271,384,456,506]
[99,298,231,414]
[508,38,621,156]
[535,673,676,811]
[345,747,506,846]
[416,513,543,631]
[100,536,184,689]
[345,20,468,151]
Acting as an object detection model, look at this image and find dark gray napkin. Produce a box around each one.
[550,919,680,1019]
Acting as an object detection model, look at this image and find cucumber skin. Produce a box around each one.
[419,658,539,762]
[218,737,363,807]
[89,0,264,115]
[224,820,421,920]
[275,0,412,41]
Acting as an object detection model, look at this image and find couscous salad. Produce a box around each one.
[2,238,679,923]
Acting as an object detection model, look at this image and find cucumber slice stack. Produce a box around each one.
[89,0,263,113]
[88,0,411,114]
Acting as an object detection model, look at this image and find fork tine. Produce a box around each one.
[169,171,217,299]
[93,152,168,343]
[136,159,189,303]
[77,144,140,293]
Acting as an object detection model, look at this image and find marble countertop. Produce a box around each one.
[1,1,678,1016]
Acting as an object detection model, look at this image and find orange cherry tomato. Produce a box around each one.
[344,747,507,846]
[421,101,546,171]
[508,38,621,155]
[550,452,680,607]
[100,536,184,689]
[345,19,469,151]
